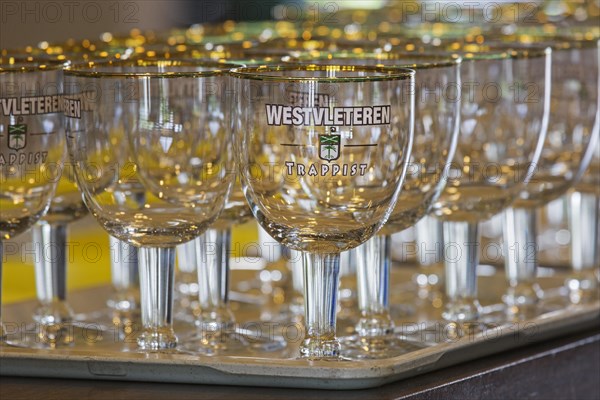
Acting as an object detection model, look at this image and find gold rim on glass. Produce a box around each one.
[229,64,415,82]
[288,51,462,70]
[64,58,241,78]
[444,42,552,60]
[381,39,552,61]
[470,33,599,51]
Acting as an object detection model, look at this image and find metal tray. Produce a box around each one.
[1,267,598,390]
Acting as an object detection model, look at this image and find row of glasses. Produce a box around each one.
[419,41,552,332]
[3,23,597,362]
[549,28,599,306]
[62,57,418,359]
[1,53,67,343]
[20,43,142,348]
[495,35,599,318]
[323,38,552,335]
[64,57,236,351]
[565,28,600,304]
[439,28,600,313]
[392,28,599,319]
[286,51,461,359]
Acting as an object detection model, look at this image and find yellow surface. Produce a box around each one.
[2,217,258,304]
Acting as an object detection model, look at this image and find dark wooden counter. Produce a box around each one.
[1,327,598,400]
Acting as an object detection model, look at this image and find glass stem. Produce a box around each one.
[137,246,177,350]
[300,252,340,359]
[442,221,481,322]
[502,207,540,312]
[355,235,393,337]
[108,235,139,314]
[33,221,73,325]
[196,228,235,331]
[567,192,599,304]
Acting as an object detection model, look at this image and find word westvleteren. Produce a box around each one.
[0,95,81,118]
[266,105,391,126]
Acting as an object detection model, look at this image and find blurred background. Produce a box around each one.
[2,0,598,49]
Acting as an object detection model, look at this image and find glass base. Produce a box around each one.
[503,283,542,320]
[354,315,395,338]
[442,298,482,322]
[300,337,341,360]
[33,301,74,326]
[340,334,427,360]
[136,328,178,351]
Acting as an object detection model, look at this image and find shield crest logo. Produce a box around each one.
[319,134,340,161]
[8,123,27,150]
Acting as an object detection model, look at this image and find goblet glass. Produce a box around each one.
[0,53,66,344]
[231,64,415,359]
[506,23,600,304]
[64,58,235,351]
[297,53,461,359]
[25,41,141,343]
[496,37,599,318]
[424,43,552,334]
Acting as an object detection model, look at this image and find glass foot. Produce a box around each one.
[300,337,341,360]
[441,298,482,322]
[136,327,178,351]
